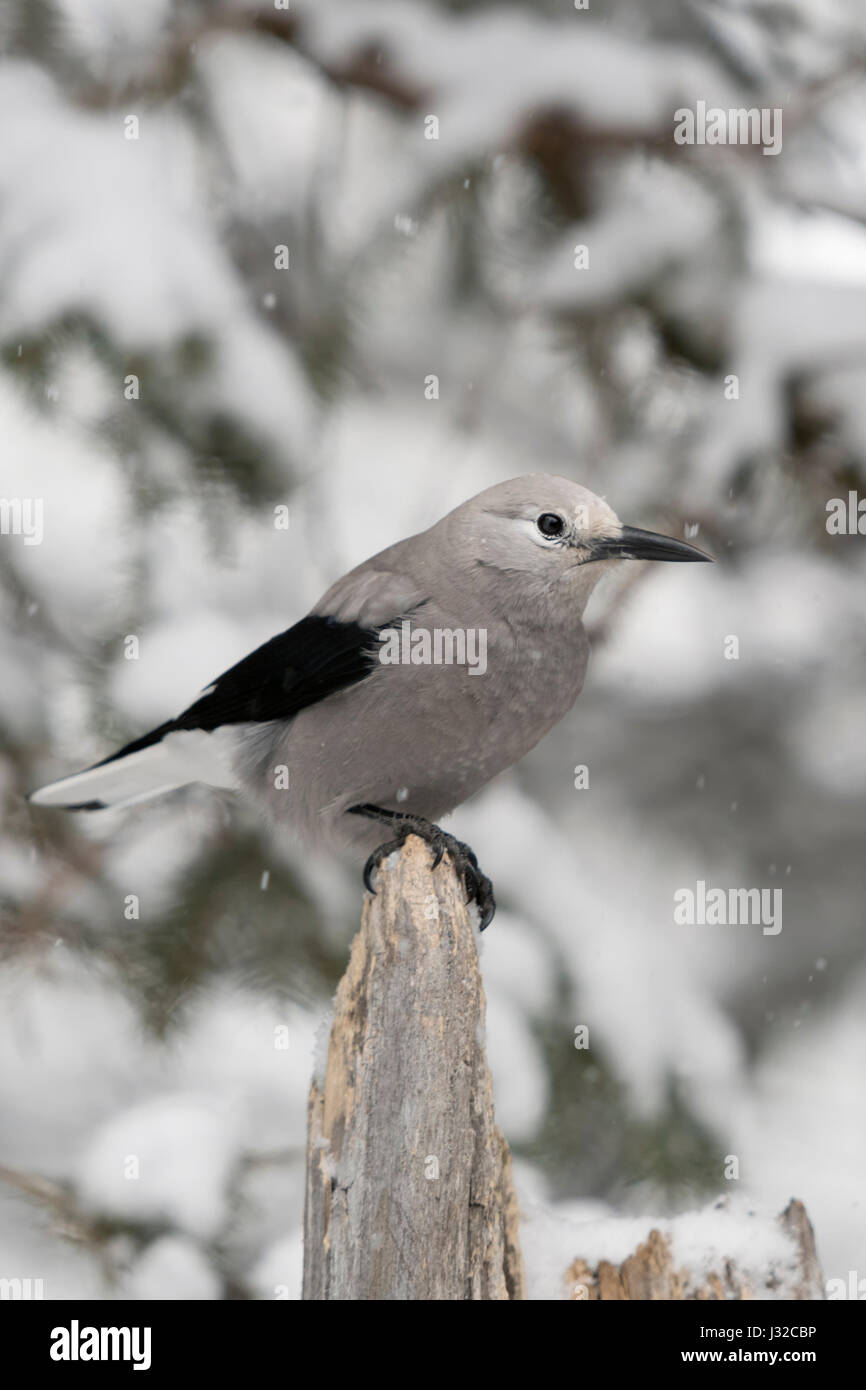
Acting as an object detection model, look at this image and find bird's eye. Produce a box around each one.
[537,513,565,539]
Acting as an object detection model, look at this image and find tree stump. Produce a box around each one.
[302,835,525,1300]
[565,1200,824,1300]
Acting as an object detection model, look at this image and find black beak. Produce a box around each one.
[590,525,713,564]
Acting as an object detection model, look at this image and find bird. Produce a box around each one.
[29,474,712,928]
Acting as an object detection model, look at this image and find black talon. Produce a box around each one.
[347,803,497,929]
[461,862,495,931]
[361,833,405,894]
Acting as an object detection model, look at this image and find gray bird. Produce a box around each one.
[30,475,711,927]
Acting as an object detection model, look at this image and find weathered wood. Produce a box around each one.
[302,835,525,1300]
[566,1200,824,1300]
[779,1199,825,1301]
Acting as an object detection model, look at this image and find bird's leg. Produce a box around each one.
[346,803,496,931]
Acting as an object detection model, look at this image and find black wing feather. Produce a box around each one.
[98,614,385,766]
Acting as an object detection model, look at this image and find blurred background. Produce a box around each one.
[1,0,865,1299]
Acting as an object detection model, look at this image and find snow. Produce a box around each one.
[121,1235,222,1301]
[54,0,174,78]
[533,162,719,312]
[752,205,866,286]
[248,1230,304,1301]
[103,810,220,918]
[301,1,736,145]
[197,37,337,220]
[0,63,313,457]
[521,1192,810,1300]
[74,1093,242,1241]
[457,782,747,1122]
[0,377,132,634]
[0,961,325,1292]
[730,968,866,1286]
[593,551,864,706]
[108,612,258,725]
[789,687,866,795]
[477,910,555,1017]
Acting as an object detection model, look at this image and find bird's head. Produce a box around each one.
[442,473,712,609]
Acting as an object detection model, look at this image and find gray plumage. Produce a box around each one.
[30,475,711,917]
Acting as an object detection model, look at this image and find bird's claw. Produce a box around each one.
[433,830,495,931]
[459,857,496,932]
[361,835,405,895]
[351,806,496,930]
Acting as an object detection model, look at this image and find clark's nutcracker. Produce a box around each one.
[30,475,711,927]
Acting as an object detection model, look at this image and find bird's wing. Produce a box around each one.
[311,554,428,629]
[109,563,429,750]
[172,615,383,733]
[30,566,429,809]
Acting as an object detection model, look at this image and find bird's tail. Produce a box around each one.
[28,724,236,811]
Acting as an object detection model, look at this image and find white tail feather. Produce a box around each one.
[29,731,237,810]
